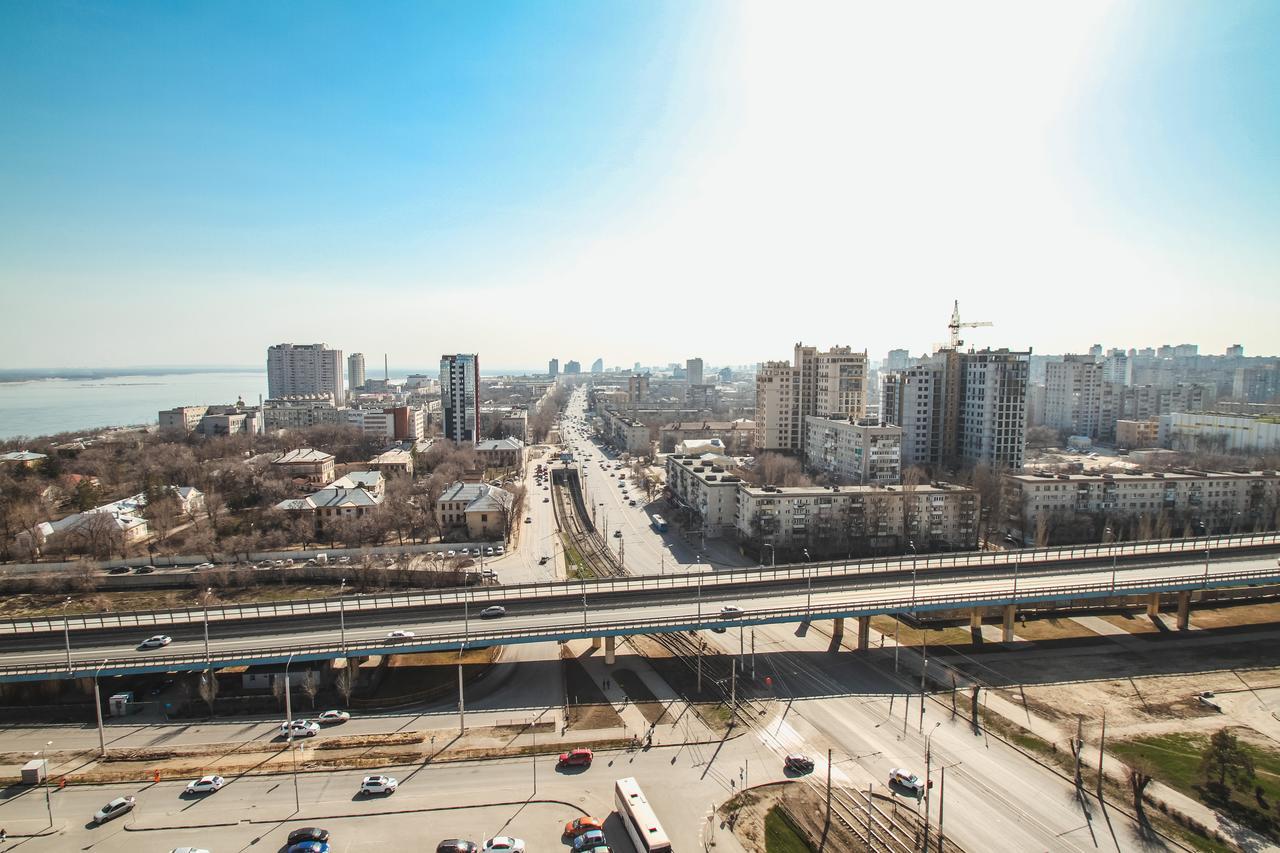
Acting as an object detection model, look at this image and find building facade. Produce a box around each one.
[665,454,743,539]
[754,345,869,453]
[267,343,345,401]
[347,353,366,395]
[1115,419,1159,449]
[440,354,480,444]
[1159,412,1280,454]
[803,416,903,484]
[262,395,342,431]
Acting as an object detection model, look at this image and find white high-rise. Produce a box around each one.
[267,343,344,401]
[347,353,366,395]
[754,344,868,453]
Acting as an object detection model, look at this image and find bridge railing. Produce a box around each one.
[8,564,1280,680]
[2,532,1277,636]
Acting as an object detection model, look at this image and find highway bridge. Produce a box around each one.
[1,533,1278,682]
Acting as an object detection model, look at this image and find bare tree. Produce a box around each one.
[300,671,319,709]
[1124,759,1156,834]
[335,663,356,707]
[272,675,287,709]
[198,670,218,717]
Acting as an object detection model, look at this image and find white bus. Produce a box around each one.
[614,777,672,853]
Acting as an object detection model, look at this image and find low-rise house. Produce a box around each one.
[367,448,414,477]
[272,448,336,483]
[435,482,514,541]
[272,472,384,518]
[0,450,48,468]
[476,438,524,470]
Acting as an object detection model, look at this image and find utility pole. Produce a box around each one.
[893,616,900,672]
[938,765,947,853]
[696,638,703,693]
[730,662,736,726]
[1074,716,1084,787]
[1097,709,1107,801]
[458,659,466,734]
[62,597,73,673]
[750,630,756,680]
[284,653,299,814]
[93,659,107,757]
[825,747,833,825]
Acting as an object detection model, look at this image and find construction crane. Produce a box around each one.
[948,300,992,349]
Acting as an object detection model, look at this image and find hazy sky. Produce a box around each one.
[2,1,1278,370]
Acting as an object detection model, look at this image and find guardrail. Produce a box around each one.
[3,532,1278,636]
[7,564,1280,682]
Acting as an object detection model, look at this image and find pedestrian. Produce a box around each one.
[1,828,8,842]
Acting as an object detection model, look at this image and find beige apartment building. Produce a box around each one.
[754,344,868,453]
[665,453,744,539]
[804,416,903,484]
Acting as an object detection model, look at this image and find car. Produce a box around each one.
[447,550,457,558]
[194,562,216,570]
[538,556,549,565]
[170,848,212,853]
[138,634,172,649]
[92,795,136,824]
[287,828,331,845]
[359,774,398,795]
[317,710,350,724]
[185,774,225,794]
[386,629,416,641]
[573,830,607,851]
[288,842,330,853]
[718,606,744,619]
[135,565,156,573]
[480,605,506,618]
[108,565,131,575]
[613,530,622,538]
[564,816,604,836]
[436,841,480,853]
[281,720,320,738]
[483,837,525,853]
[784,754,815,773]
[889,767,925,795]
[525,517,532,524]
[543,497,550,502]
[629,500,637,506]
[558,748,594,767]
[495,546,505,554]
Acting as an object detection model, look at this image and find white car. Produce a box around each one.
[889,767,925,794]
[170,848,212,853]
[193,562,216,570]
[718,606,744,619]
[184,774,225,795]
[317,710,350,724]
[138,634,172,649]
[495,546,505,554]
[480,605,507,618]
[280,719,320,738]
[359,774,398,795]
[484,837,526,853]
[386,629,416,641]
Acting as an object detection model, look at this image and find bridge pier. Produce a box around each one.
[1176,591,1191,631]
[970,608,983,631]
[856,616,871,650]
[1146,593,1161,618]
[832,617,845,640]
[1001,605,1015,643]
[591,636,602,651]
[604,635,617,665]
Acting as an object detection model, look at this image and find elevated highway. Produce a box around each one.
[1,534,1279,681]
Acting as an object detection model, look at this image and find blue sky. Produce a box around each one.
[1,1,1278,369]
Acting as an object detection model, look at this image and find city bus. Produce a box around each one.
[614,777,672,853]
[651,515,668,533]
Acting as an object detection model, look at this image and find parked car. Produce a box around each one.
[483,838,525,853]
[480,605,507,618]
[92,795,136,824]
[784,754,815,773]
[543,497,550,502]
[286,827,330,845]
[573,830,607,851]
[359,775,398,795]
[386,629,416,641]
[538,556,549,565]
[558,748,594,767]
[565,816,604,836]
[889,767,925,795]
[280,719,320,738]
[135,565,156,573]
[138,634,172,649]
[317,710,350,724]
[185,774,225,795]
[169,848,212,853]
[495,545,505,554]
[436,841,480,853]
[108,566,130,575]
[525,517,532,523]
[287,842,330,853]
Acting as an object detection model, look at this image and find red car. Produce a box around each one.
[558,748,594,767]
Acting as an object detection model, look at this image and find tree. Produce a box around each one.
[1125,758,1156,833]
[198,670,218,717]
[300,671,319,709]
[335,663,356,707]
[272,675,287,709]
[1201,728,1255,794]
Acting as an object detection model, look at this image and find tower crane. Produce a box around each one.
[948,300,992,349]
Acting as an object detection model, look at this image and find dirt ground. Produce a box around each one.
[561,646,624,729]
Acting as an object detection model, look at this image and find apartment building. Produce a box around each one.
[628,374,650,405]
[598,408,651,455]
[159,406,208,434]
[1005,469,1280,535]
[665,454,743,539]
[476,437,524,470]
[1120,383,1215,422]
[548,358,559,377]
[660,420,756,454]
[1043,355,1120,441]
[803,416,903,485]
[1115,419,1159,449]
[347,353,366,394]
[1159,412,1280,454]
[262,395,343,431]
[882,349,1029,470]
[267,343,345,401]
[735,481,979,556]
[1234,365,1280,404]
[271,448,336,483]
[754,344,868,453]
[686,358,704,386]
[440,354,480,443]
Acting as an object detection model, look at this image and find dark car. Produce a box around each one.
[436,842,480,853]
[785,754,815,773]
[135,565,156,574]
[287,828,331,845]
[108,566,131,575]
[287,843,329,853]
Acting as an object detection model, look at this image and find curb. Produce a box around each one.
[123,797,588,832]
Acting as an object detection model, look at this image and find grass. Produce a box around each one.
[764,806,813,853]
[1112,729,1280,842]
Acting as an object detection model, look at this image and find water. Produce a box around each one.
[0,371,268,440]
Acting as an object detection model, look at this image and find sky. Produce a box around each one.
[1,1,1278,370]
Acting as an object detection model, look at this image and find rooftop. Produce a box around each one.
[274,448,336,465]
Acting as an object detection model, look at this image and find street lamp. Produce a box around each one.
[908,540,918,608]
[61,596,73,673]
[202,587,212,667]
[284,652,300,814]
[35,740,53,828]
[924,721,941,853]
[338,577,347,649]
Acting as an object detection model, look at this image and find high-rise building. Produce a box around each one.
[565,360,581,375]
[267,343,344,401]
[754,344,868,453]
[1043,355,1120,441]
[347,353,366,395]
[686,358,704,386]
[548,358,559,377]
[440,354,480,443]
[1226,344,1245,359]
[590,358,604,374]
[885,349,911,372]
[882,348,1029,469]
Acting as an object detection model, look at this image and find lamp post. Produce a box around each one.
[202,587,212,667]
[924,721,941,852]
[284,652,300,814]
[93,658,108,757]
[908,540,918,607]
[338,577,347,649]
[36,740,53,828]
[61,597,73,673]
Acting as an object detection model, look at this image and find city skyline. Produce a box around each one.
[3,3,1279,367]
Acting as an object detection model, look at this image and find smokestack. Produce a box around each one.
[384,354,388,381]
